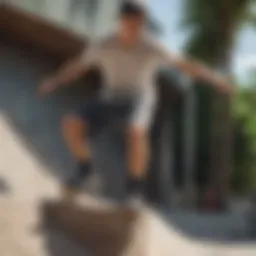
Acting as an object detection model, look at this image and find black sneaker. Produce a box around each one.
[63,162,103,199]
[126,177,146,209]
[81,172,103,195]
[126,193,145,209]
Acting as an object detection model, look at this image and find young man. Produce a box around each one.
[38,1,232,205]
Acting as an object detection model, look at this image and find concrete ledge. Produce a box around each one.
[42,199,137,256]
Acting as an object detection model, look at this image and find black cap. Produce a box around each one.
[119,1,147,17]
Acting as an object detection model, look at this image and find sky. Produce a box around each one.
[148,0,256,83]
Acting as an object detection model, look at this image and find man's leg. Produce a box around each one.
[61,115,92,199]
[125,87,156,203]
[126,125,150,198]
[61,101,105,200]
[62,115,91,162]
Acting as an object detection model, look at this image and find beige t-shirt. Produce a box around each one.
[81,34,173,128]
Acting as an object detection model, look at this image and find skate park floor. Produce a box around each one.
[1,41,256,255]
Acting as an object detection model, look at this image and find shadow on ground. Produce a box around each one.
[40,225,88,256]
[0,39,255,256]
[0,176,11,195]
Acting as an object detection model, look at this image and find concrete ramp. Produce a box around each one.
[2,112,256,255]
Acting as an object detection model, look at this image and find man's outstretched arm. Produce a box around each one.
[38,42,102,96]
[170,55,233,94]
[155,42,234,94]
[38,56,87,95]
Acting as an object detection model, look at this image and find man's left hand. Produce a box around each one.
[212,76,235,96]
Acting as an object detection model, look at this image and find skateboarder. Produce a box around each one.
[38,1,232,205]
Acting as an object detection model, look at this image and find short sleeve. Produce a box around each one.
[81,43,102,66]
[150,39,181,68]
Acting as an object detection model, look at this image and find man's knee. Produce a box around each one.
[62,114,86,134]
[126,126,148,143]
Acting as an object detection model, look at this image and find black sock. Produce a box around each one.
[127,176,144,195]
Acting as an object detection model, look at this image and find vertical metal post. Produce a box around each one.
[183,80,197,208]
[158,109,173,210]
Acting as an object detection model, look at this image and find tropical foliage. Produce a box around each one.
[181,0,256,205]
[232,73,256,194]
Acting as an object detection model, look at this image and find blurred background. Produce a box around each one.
[0,0,256,234]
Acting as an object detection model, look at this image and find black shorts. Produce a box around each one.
[72,99,133,133]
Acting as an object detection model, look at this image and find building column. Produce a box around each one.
[93,0,121,39]
[43,0,71,25]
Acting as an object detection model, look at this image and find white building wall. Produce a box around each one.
[5,0,124,38]
[93,0,122,39]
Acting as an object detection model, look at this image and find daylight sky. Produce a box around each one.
[148,0,256,82]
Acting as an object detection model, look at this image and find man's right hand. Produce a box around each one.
[37,78,58,96]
